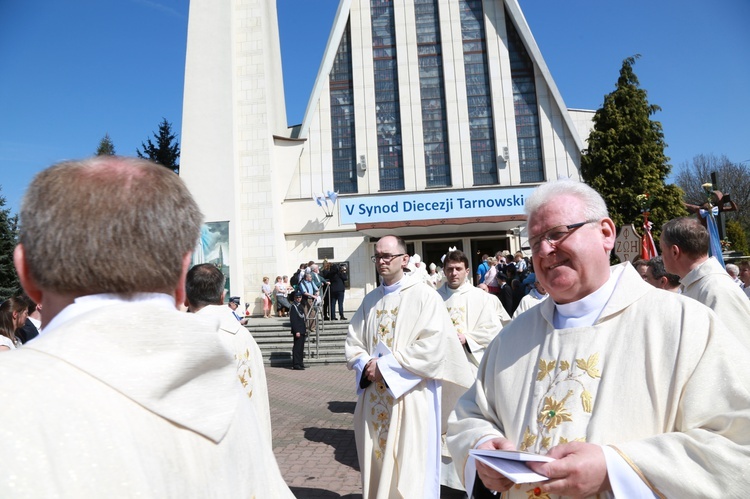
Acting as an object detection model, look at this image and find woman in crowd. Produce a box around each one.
[0,297,28,351]
[261,276,274,318]
[274,275,292,317]
[484,256,500,295]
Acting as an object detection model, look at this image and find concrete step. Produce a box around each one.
[248,320,349,367]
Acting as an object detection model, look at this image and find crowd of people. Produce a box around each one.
[261,261,348,323]
[344,180,750,498]
[2,156,749,498]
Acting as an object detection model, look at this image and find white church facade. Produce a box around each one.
[180,0,593,315]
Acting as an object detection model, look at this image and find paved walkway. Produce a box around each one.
[268,364,362,498]
[267,363,468,498]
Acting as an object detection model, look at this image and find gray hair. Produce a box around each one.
[19,156,203,295]
[726,263,739,278]
[525,179,609,223]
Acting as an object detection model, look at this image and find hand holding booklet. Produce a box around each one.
[469,448,555,484]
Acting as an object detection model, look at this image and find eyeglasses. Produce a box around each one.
[371,253,406,263]
[528,220,597,253]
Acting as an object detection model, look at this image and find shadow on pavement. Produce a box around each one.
[290,488,362,499]
[328,400,356,414]
[303,427,360,470]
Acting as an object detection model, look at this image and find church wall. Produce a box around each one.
[182,0,593,316]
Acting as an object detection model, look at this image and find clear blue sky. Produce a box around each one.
[1,0,748,215]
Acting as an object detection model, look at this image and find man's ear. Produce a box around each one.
[600,218,617,252]
[220,290,226,303]
[174,252,192,308]
[14,245,43,304]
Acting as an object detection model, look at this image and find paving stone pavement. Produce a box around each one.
[267,363,469,499]
[267,364,363,498]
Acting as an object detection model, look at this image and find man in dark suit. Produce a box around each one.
[289,291,307,370]
[496,272,513,316]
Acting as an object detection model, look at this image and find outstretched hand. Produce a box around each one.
[527,442,610,498]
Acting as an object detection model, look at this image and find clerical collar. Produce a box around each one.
[382,276,406,295]
[44,293,176,335]
[553,265,624,329]
[529,288,547,300]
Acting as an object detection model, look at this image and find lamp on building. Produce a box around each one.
[501,146,510,162]
[359,155,367,172]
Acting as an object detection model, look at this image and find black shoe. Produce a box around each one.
[340,316,348,321]
[293,366,305,370]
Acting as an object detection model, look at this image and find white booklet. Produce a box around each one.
[469,449,554,484]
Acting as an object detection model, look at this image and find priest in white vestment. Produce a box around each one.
[185,263,273,447]
[512,280,548,318]
[346,235,473,498]
[660,216,750,350]
[437,249,506,491]
[0,157,293,498]
[447,180,750,498]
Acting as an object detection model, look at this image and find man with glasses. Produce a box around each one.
[345,235,473,498]
[448,180,750,498]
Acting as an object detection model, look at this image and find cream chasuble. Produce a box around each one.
[196,304,273,447]
[437,281,505,370]
[448,263,750,498]
[346,275,473,498]
[512,289,548,319]
[680,256,750,350]
[437,281,505,490]
[0,300,294,498]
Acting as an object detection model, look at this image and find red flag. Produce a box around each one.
[641,220,658,259]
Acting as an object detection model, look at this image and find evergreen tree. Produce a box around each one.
[95,133,116,156]
[725,219,748,255]
[580,55,685,246]
[0,188,19,299]
[136,118,180,174]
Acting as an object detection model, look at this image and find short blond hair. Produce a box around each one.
[19,156,203,295]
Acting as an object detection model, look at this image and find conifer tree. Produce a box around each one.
[136,118,180,174]
[0,188,19,299]
[581,55,685,241]
[95,133,116,156]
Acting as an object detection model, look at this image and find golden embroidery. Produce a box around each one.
[446,306,467,335]
[536,359,556,381]
[538,391,574,429]
[369,381,393,461]
[236,349,253,399]
[368,304,397,460]
[523,352,603,453]
[374,307,398,349]
[581,389,593,413]
[576,353,601,379]
[519,427,537,451]
[525,486,551,498]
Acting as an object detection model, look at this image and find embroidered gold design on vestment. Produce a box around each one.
[521,352,602,453]
[236,348,254,399]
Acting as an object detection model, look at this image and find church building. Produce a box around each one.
[180,0,593,314]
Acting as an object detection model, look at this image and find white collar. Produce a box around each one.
[45,293,176,334]
[553,265,624,329]
[382,276,406,295]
